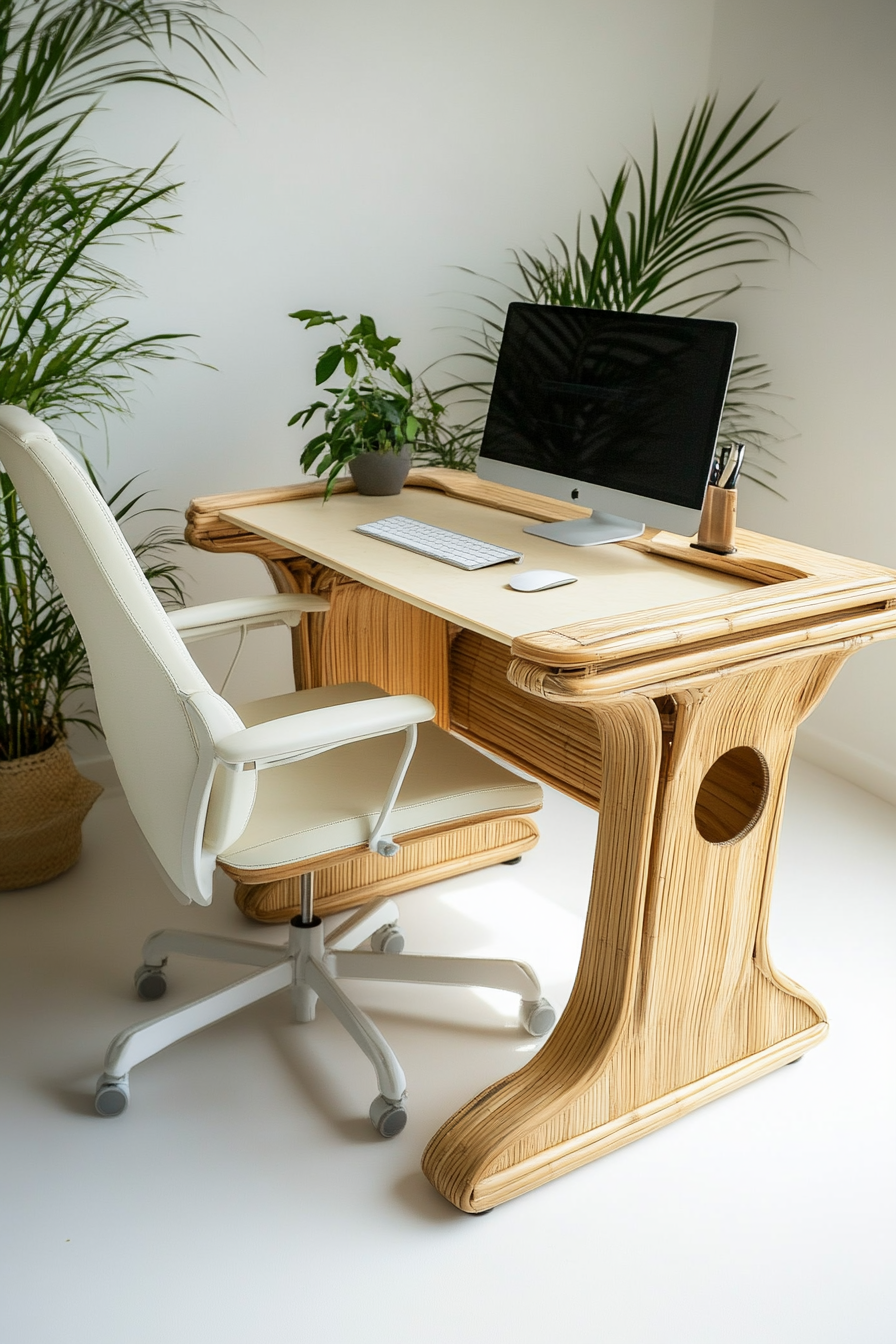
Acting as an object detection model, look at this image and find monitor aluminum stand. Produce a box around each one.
[523,510,645,546]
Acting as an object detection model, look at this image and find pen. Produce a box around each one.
[718,442,745,490]
[710,444,730,487]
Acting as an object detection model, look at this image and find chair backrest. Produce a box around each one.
[0,406,254,904]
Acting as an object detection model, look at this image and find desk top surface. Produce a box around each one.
[222,486,756,648]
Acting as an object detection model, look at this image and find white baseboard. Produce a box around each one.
[795,727,896,809]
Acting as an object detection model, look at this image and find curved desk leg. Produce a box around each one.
[422,653,844,1212]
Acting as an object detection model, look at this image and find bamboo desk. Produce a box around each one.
[186,469,896,1212]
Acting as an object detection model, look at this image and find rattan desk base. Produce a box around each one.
[187,470,896,1210]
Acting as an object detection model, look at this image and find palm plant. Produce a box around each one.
[0,1,247,760]
[0,1,246,420]
[434,92,803,488]
[0,465,186,760]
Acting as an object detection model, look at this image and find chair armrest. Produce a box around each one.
[214,694,436,770]
[170,593,329,643]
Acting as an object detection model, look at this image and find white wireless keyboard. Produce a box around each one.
[355,515,522,570]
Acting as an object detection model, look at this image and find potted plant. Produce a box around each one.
[0,467,185,888]
[0,0,246,887]
[0,468,101,887]
[289,309,443,497]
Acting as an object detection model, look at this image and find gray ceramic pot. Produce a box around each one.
[348,447,412,496]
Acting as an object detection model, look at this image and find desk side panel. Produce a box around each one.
[449,632,603,809]
[318,578,452,728]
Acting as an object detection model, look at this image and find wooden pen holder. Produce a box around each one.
[691,484,737,555]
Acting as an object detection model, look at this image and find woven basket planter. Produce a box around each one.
[0,739,103,890]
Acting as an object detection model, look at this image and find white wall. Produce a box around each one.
[708,0,896,803]
[72,0,896,805]
[88,0,716,502]
[70,0,714,726]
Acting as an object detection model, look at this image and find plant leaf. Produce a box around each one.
[430,92,803,487]
[314,344,344,384]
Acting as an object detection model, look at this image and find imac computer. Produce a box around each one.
[477,303,738,545]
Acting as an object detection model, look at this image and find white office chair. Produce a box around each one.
[0,407,553,1136]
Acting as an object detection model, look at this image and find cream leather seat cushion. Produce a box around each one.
[218,682,542,874]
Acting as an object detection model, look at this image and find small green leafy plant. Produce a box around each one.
[289,310,444,498]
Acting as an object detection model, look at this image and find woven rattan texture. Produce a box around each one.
[0,740,102,889]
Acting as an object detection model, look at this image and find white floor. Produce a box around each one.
[1,759,894,1343]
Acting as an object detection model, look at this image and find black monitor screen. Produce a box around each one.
[480,304,737,510]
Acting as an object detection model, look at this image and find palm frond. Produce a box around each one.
[0,463,187,759]
[0,0,246,755]
[430,92,803,484]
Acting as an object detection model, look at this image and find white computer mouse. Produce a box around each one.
[508,569,578,592]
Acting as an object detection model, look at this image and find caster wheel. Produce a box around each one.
[134,964,167,1000]
[502,855,523,866]
[95,1074,130,1117]
[520,997,556,1037]
[370,923,405,955]
[369,1093,408,1138]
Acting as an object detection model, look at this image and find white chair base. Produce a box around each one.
[94,897,556,1136]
